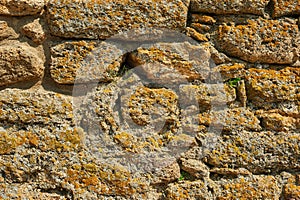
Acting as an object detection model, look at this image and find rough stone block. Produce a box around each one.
[128,42,211,82]
[216,18,299,64]
[47,0,189,39]
[0,20,18,40]
[217,175,281,199]
[22,19,46,44]
[0,0,45,16]
[0,41,44,86]
[205,131,300,173]
[191,0,270,15]
[273,0,300,17]
[246,67,300,107]
[0,89,73,125]
[50,41,124,84]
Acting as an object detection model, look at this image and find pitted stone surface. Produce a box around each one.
[245,67,300,107]
[273,0,300,17]
[0,0,45,16]
[50,41,124,84]
[191,0,270,15]
[0,41,44,86]
[203,131,300,173]
[216,18,300,64]
[47,0,189,39]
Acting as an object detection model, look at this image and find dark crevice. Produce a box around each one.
[264,0,275,18]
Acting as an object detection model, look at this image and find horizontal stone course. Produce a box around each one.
[47,0,189,39]
[191,0,270,15]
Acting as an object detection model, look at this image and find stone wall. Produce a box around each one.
[0,0,299,199]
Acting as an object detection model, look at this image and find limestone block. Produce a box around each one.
[47,0,189,39]
[245,67,300,107]
[0,41,44,86]
[205,131,300,173]
[22,19,46,44]
[50,41,124,84]
[273,0,300,17]
[0,0,45,16]
[191,0,270,15]
[216,18,299,64]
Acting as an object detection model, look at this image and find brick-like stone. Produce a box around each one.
[217,175,281,199]
[273,0,300,17]
[0,0,45,16]
[50,41,124,84]
[216,18,300,64]
[256,110,298,131]
[181,159,210,178]
[0,41,44,86]
[204,131,300,173]
[246,67,300,107]
[191,0,270,15]
[166,179,219,199]
[128,42,211,82]
[47,0,189,39]
[198,108,261,132]
[0,89,73,125]
[179,84,237,110]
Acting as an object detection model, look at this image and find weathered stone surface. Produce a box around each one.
[47,0,189,39]
[22,19,46,44]
[204,131,300,173]
[128,42,212,82]
[246,67,300,107]
[216,175,281,199]
[191,0,270,15]
[50,41,124,84]
[256,110,298,131]
[191,14,216,25]
[198,108,261,132]
[0,41,44,86]
[185,27,208,42]
[180,84,237,110]
[0,184,67,200]
[273,0,300,17]
[210,63,245,81]
[166,179,219,199]
[0,0,45,16]
[152,162,181,184]
[0,88,73,125]
[180,159,210,178]
[216,18,300,64]
[282,174,300,199]
[0,20,18,40]
[210,167,251,176]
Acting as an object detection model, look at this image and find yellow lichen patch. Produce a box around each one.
[246,67,300,105]
[191,14,216,24]
[218,176,280,199]
[185,27,209,42]
[128,86,178,126]
[273,0,300,17]
[217,18,299,64]
[43,128,83,152]
[0,131,40,154]
[128,42,211,81]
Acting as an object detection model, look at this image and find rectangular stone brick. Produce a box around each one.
[47,0,189,39]
[191,0,270,15]
[273,0,300,17]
